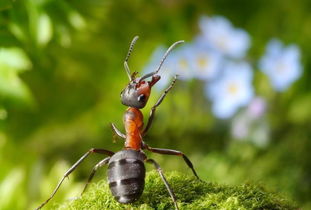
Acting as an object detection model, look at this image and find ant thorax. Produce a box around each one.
[123,107,144,150]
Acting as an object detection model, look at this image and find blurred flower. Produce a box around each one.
[169,44,194,81]
[231,114,249,139]
[231,112,270,147]
[168,42,222,81]
[259,39,302,91]
[191,41,222,80]
[231,97,269,147]
[199,16,250,58]
[206,61,254,119]
[246,97,267,119]
[251,122,269,147]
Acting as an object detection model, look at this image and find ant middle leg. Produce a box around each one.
[111,123,126,139]
[81,157,110,194]
[36,148,114,210]
[143,75,178,136]
[143,143,201,180]
[146,158,179,210]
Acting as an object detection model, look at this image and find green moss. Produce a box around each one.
[55,171,296,210]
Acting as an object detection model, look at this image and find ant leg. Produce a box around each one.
[146,159,179,210]
[144,144,201,180]
[111,123,126,139]
[81,157,110,195]
[143,75,178,136]
[36,148,114,210]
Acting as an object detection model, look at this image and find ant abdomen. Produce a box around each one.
[107,150,146,203]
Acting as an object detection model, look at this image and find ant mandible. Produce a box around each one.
[36,36,201,210]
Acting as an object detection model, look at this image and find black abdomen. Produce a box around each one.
[108,149,146,204]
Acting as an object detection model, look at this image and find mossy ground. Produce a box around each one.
[55,171,296,210]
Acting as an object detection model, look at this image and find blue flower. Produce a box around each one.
[190,40,222,81]
[169,44,194,81]
[206,61,254,119]
[199,16,250,58]
[142,44,196,91]
[259,39,302,92]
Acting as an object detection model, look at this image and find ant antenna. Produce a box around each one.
[124,36,139,81]
[139,40,184,82]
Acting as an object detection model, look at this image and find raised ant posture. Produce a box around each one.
[36,36,201,210]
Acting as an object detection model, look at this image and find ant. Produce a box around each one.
[36,36,201,210]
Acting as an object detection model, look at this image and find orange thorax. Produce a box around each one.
[123,107,144,150]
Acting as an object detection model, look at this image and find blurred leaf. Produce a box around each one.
[26,0,53,47]
[288,94,311,124]
[68,11,86,30]
[0,47,32,71]
[0,108,7,120]
[0,168,25,209]
[0,132,6,149]
[0,0,12,11]
[56,25,71,47]
[0,47,33,104]
[9,23,27,43]
[36,13,53,46]
[0,66,33,104]
[32,160,84,209]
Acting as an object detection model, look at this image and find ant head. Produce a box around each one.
[120,36,183,108]
[121,74,160,108]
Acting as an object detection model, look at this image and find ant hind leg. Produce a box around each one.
[143,144,201,181]
[81,157,110,195]
[146,158,179,210]
[36,148,114,210]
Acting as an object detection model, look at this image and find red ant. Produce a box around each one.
[36,36,201,210]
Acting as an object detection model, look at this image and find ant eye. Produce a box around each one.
[138,94,146,102]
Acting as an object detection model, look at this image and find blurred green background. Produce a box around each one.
[0,0,310,209]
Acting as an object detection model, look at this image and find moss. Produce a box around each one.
[55,171,296,210]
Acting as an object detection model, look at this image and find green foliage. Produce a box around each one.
[57,171,296,210]
[0,47,33,103]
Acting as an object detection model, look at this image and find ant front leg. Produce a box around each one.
[146,158,179,210]
[143,143,201,180]
[36,148,114,210]
[81,157,110,194]
[143,75,178,136]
